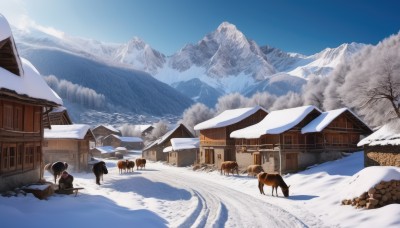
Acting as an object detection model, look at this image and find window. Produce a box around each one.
[14,106,23,131]
[1,144,17,172]
[25,145,34,169]
[33,108,41,132]
[3,104,13,129]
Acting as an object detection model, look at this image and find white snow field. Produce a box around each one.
[0,151,399,228]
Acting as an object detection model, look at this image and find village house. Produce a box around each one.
[0,14,63,191]
[194,106,268,169]
[90,146,116,158]
[102,134,144,150]
[358,118,400,167]
[92,124,121,146]
[163,138,200,167]
[231,106,372,174]
[136,124,154,137]
[143,124,193,162]
[43,124,95,172]
[43,106,73,126]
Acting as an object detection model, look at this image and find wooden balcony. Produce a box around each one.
[200,140,235,147]
[236,143,360,152]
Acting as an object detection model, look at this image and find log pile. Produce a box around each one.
[342,180,400,209]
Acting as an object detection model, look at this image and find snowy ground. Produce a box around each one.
[0,151,399,228]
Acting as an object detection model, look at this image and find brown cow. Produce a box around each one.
[220,161,239,175]
[257,172,290,197]
[247,165,264,177]
[135,158,146,170]
[127,160,135,172]
[117,160,128,174]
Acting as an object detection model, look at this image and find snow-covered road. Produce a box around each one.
[81,153,328,228]
[141,165,307,228]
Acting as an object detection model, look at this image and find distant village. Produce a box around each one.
[0,13,399,197]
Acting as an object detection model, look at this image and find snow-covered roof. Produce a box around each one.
[0,57,63,105]
[94,146,116,154]
[0,15,62,106]
[115,147,127,151]
[231,105,320,139]
[112,135,143,143]
[44,124,92,139]
[301,108,347,133]
[143,124,191,151]
[0,14,12,42]
[194,106,267,130]
[357,119,400,146]
[163,138,200,153]
[95,125,120,133]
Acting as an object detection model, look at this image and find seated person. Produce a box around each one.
[56,171,74,194]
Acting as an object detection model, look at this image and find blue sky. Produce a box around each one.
[1,0,399,55]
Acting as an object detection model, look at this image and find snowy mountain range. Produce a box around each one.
[12,21,366,114]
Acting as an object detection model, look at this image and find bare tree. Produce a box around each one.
[360,58,400,118]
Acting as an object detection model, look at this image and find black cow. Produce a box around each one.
[44,161,68,183]
[92,161,108,185]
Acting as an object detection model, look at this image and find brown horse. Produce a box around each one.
[92,161,108,185]
[257,172,290,197]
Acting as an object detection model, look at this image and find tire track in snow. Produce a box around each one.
[144,168,307,228]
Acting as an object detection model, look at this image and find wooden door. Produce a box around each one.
[205,149,214,164]
[285,153,298,171]
[253,153,261,165]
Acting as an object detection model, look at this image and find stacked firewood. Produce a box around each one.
[342,180,400,209]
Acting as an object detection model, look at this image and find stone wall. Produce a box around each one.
[342,180,400,209]
[364,145,400,167]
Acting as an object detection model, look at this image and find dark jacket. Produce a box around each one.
[59,174,74,190]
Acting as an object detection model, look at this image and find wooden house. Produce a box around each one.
[231,106,372,174]
[102,134,144,150]
[0,14,63,192]
[43,124,95,172]
[137,124,154,137]
[92,125,121,145]
[45,106,73,125]
[194,106,268,169]
[358,119,400,167]
[90,146,116,158]
[143,124,193,162]
[163,138,199,167]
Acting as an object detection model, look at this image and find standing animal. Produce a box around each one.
[92,161,108,185]
[247,165,264,177]
[127,160,135,172]
[220,161,239,175]
[44,161,68,183]
[135,158,146,170]
[117,160,128,174]
[257,172,290,197]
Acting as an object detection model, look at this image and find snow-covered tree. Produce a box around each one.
[180,103,215,135]
[119,124,142,137]
[215,93,249,113]
[247,92,277,111]
[303,75,329,111]
[147,120,169,141]
[270,92,303,111]
[338,33,400,127]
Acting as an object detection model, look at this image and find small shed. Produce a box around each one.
[358,119,400,167]
[92,125,121,145]
[90,146,116,158]
[43,124,95,172]
[143,124,194,162]
[163,138,200,167]
[102,134,144,150]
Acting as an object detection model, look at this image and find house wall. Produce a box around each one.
[236,152,253,169]
[143,149,158,161]
[102,136,120,148]
[364,145,400,167]
[0,100,44,191]
[177,149,197,167]
[43,139,89,172]
[121,142,144,150]
[0,169,40,192]
[260,151,279,173]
